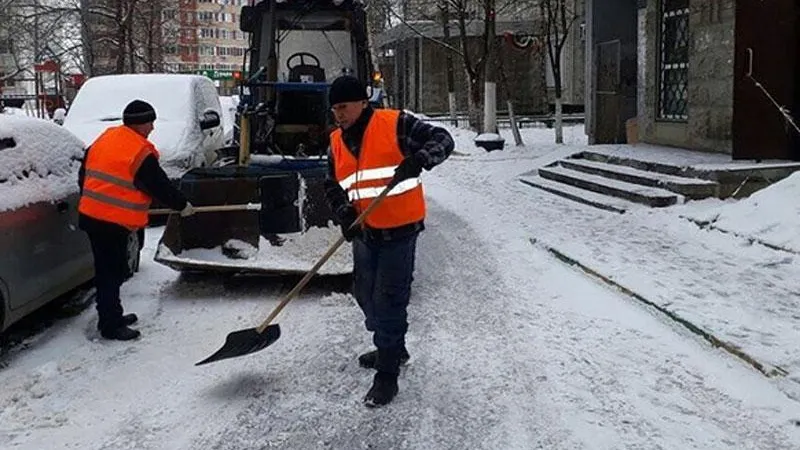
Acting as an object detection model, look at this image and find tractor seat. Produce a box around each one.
[289,66,326,83]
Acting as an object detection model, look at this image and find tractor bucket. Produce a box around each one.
[154,160,353,276]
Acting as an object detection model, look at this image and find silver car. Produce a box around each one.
[0,115,141,332]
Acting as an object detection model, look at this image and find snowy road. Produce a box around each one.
[2,126,800,449]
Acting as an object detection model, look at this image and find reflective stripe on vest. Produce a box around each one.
[78,125,159,229]
[330,109,426,229]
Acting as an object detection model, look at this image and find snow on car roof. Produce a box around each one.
[63,74,199,124]
[0,115,85,212]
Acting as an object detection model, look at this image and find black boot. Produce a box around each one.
[358,347,410,369]
[122,313,138,326]
[363,371,399,407]
[101,325,141,341]
[98,313,137,331]
[363,347,402,407]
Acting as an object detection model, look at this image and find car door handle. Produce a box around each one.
[56,201,69,214]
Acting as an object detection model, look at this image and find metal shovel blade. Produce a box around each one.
[194,325,281,366]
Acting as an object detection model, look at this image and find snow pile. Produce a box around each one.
[0,115,84,212]
[222,238,258,259]
[475,133,503,142]
[157,224,353,275]
[684,171,800,252]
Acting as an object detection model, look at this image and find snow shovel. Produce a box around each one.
[195,180,399,366]
[149,203,262,215]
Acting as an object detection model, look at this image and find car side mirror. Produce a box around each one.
[200,110,220,130]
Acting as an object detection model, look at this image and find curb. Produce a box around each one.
[680,215,800,256]
[530,237,789,379]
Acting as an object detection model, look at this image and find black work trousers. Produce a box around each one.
[86,228,130,332]
[352,232,418,373]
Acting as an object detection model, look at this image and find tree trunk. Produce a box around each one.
[554,96,564,144]
[467,77,482,131]
[441,3,457,127]
[482,0,497,134]
[508,100,523,146]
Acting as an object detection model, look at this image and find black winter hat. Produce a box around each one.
[328,75,368,106]
[123,100,157,125]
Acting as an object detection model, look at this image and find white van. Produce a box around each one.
[63,74,225,179]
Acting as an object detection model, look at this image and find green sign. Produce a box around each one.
[188,70,240,80]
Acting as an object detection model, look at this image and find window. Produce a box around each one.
[658,0,689,121]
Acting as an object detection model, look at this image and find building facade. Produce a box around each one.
[375,1,585,117]
[586,0,799,160]
[164,0,249,94]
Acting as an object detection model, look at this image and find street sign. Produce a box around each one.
[188,70,242,80]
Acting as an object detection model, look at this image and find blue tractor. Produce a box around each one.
[155,0,377,275]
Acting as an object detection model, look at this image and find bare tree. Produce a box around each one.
[538,0,580,144]
[377,0,535,131]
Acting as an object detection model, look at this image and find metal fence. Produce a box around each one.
[421,113,585,129]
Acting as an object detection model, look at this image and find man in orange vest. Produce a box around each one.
[324,75,454,407]
[78,99,195,341]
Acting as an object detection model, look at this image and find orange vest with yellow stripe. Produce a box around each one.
[330,109,425,229]
[78,125,159,230]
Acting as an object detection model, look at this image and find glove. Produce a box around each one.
[392,153,424,185]
[338,205,360,242]
[180,202,195,217]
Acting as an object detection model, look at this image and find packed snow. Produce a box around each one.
[0,115,84,212]
[3,120,800,449]
[156,225,353,275]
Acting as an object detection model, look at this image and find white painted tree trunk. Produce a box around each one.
[483,81,497,134]
[449,92,458,127]
[507,101,523,146]
[555,97,564,144]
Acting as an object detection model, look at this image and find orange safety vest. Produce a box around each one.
[330,109,425,229]
[78,125,160,230]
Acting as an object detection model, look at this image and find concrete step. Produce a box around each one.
[538,165,682,207]
[579,151,696,177]
[560,158,720,199]
[519,175,633,213]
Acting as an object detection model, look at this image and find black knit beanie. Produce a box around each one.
[328,76,368,106]
[123,100,157,125]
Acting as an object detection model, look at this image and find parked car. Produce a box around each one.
[63,73,224,180]
[0,115,140,332]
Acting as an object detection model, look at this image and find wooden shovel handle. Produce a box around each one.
[149,204,260,215]
[255,180,398,333]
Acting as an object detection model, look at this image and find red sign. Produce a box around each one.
[34,60,59,72]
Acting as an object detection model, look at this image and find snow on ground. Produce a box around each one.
[437,122,800,394]
[3,122,800,449]
[680,171,800,253]
[0,115,84,212]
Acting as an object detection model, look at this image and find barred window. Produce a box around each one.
[658,0,689,121]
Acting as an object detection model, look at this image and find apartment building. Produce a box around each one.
[164,0,250,94]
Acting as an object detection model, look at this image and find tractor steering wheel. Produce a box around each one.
[286,52,321,70]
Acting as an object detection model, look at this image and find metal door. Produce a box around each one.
[595,40,623,143]
[733,0,799,160]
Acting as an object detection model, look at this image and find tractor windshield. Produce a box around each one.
[277,23,355,82]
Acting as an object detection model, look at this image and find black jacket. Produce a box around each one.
[78,145,188,234]
[324,107,455,240]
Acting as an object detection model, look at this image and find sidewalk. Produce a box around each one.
[435,123,800,400]
[519,163,800,400]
